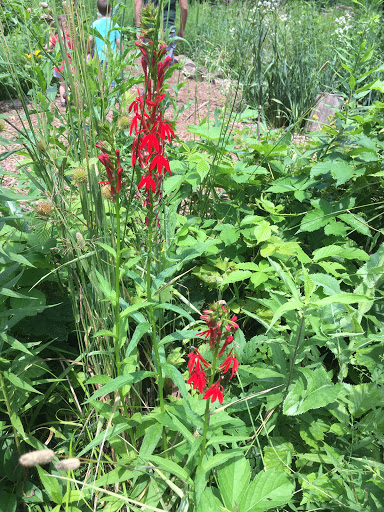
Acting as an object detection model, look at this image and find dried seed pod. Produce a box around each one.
[35,201,54,217]
[101,184,113,200]
[40,2,49,8]
[19,449,55,467]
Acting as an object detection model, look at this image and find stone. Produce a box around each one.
[305,92,344,132]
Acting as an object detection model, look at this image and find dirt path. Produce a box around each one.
[0,60,237,192]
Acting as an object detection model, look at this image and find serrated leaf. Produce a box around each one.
[313,245,343,261]
[238,469,294,511]
[217,456,251,509]
[338,213,370,236]
[299,209,330,232]
[267,301,302,331]
[254,220,273,244]
[315,293,370,306]
[202,449,244,473]
[283,367,341,415]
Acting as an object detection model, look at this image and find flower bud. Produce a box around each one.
[118,116,131,131]
[19,449,55,467]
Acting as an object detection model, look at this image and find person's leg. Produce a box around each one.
[59,79,67,104]
[166,27,176,64]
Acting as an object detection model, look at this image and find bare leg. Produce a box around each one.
[59,78,66,105]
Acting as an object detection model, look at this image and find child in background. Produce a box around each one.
[89,0,121,76]
[47,14,72,107]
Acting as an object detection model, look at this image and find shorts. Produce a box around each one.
[53,69,63,80]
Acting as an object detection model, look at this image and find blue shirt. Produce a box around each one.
[91,17,121,61]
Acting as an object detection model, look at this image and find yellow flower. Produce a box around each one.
[35,50,42,58]
[25,53,32,59]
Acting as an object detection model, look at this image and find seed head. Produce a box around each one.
[36,140,47,153]
[72,167,88,185]
[75,232,86,250]
[49,102,56,115]
[19,449,55,467]
[118,116,131,131]
[35,200,54,217]
[101,184,113,200]
[0,121,6,133]
[55,458,81,471]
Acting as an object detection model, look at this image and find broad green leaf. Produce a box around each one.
[138,422,163,458]
[162,362,190,403]
[154,303,194,322]
[120,301,150,319]
[238,469,294,511]
[0,491,16,512]
[146,455,193,485]
[267,301,302,331]
[284,367,341,415]
[310,273,341,295]
[202,449,244,473]
[159,329,201,347]
[37,466,63,505]
[219,225,240,246]
[86,371,154,402]
[338,213,370,236]
[197,488,223,511]
[299,209,330,232]
[163,174,185,195]
[264,439,294,472]
[94,467,135,487]
[217,455,251,509]
[95,242,116,259]
[315,293,370,306]
[313,245,343,261]
[221,270,252,286]
[254,220,274,244]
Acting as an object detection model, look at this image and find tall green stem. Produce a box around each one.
[114,193,122,375]
[284,313,305,398]
[198,347,219,466]
[146,204,167,453]
[0,372,21,455]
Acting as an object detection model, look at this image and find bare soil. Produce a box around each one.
[0,59,239,192]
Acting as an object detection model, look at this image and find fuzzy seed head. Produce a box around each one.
[55,457,81,471]
[72,167,88,185]
[49,102,56,115]
[75,231,86,250]
[35,201,54,217]
[0,121,6,133]
[19,449,55,467]
[118,116,131,131]
[36,140,47,153]
[101,184,113,200]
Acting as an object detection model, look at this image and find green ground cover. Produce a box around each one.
[0,0,384,510]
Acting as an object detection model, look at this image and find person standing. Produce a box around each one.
[134,0,188,62]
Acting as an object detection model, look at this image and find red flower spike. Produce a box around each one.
[188,349,210,374]
[203,378,225,404]
[219,350,239,379]
[138,172,157,193]
[218,335,234,357]
[149,154,171,175]
[188,368,207,394]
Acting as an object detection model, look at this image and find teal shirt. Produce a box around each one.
[91,17,121,61]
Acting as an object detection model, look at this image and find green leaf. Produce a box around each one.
[86,372,154,402]
[154,303,194,322]
[4,371,42,395]
[138,422,163,458]
[77,423,129,457]
[94,467,135,487]
[338,213,370,236]
[315,293,370,306]
[94,270,115,302]
[162,362,190,403]
[0,491,16,512]
[283,367,341,416]
[125,322,151,357]
[254,220,273,244]
[313,245,343,261]
[146,455,193,486]
[202,449,244,473]
[219,225,240,246]
[37,466,63,505]
[217,456,251,509]
[267,300,302,331]
[159,330,201,347]
[221,270,252,286]
[120,301,151,319]
[299,209,330,232]
[238,469,294,511]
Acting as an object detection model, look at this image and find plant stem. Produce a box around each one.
[0,371,22,455]
[284,313,305,397]
[146,204,167,454]
[198,347,219,466]
[114,193,122,376]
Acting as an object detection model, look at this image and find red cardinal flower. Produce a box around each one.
[218,335,234,357]
[188,367,207,394]
[188,348,210,374]
[96,143,123,198]
[203,378,225,404]
[226,315,239,332]
[219,350,239,379]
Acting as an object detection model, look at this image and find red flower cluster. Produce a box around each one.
[129,41,174,199]
[96,141,123,199]
[187,306,240,404]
